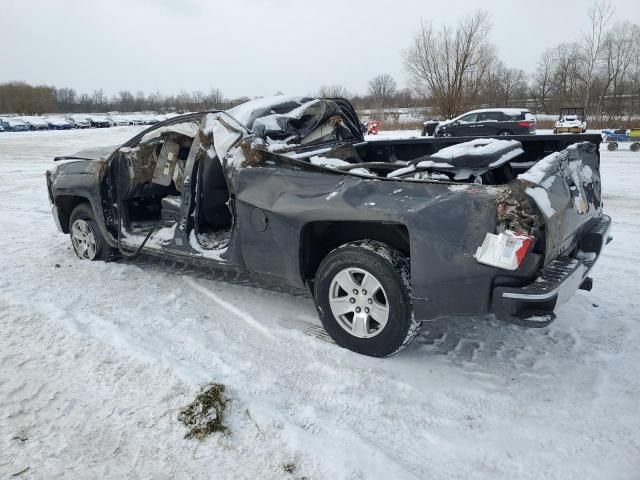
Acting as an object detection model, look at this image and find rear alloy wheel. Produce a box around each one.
[498,130,512,136]
[441,132,454,137]
[69,203,110,261]
[328,267,389,339]
[314,240,421,357]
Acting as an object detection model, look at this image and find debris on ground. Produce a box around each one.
[11,466,30,477]
[178,382,229,440]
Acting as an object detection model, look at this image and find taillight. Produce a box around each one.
[474,230,533,270]
[517,121,532,127]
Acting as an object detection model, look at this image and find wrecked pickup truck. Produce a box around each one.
[46,96,611,357]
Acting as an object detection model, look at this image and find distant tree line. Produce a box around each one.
[2,1,638,123]
[0,83,250,115]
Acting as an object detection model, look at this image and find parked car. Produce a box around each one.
[107,116,130,127]
[421,120,440,136]
[0,118,31,132]
[65,115,91,129]
[127,116,145,126]
[46,96,610,357]
[554,107,587,134]
[86,115,110,128]
[23,117,50,130]
[46,118,74,130]
[434,108,536,137]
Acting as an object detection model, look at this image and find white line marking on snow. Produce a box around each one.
[184,276,277,340]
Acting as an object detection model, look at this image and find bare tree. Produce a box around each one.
[404,10,494,118]
[580,0,614,113]
[630,25,640,117]
[530,49,555,112]
[317,84,350,98]
[368,74,397,107]
[501,68,526,105]
[92,89,106,110]
[551,43,582,108]
[206,88,224,108]
[596,21,635,119]
[117,90,135,111]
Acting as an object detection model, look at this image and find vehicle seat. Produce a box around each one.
[161,195,182,223]
[200,155,232,230]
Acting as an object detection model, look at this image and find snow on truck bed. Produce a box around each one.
[1,127,639,479]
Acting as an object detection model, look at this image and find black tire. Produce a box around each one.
[498,130,512,136]
[607,142,618,151]
[69,203,111,261]
[314,240,421,357]
[630,142,640,152]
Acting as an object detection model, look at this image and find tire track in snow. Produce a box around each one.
[184,276,277,340]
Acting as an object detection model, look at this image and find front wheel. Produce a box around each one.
[498,130,512,136]
[69,203,111,261]
[314,240,420,357]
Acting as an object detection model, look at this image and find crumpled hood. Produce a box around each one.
[54,145,118,162]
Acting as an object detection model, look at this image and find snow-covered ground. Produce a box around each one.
[1,127,639,479]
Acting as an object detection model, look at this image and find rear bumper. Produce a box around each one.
[492,214,612,327]
[556,127,584,134]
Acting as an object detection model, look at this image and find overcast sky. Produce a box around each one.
[1,0,637,98]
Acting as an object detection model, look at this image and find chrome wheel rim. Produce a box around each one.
[328,267,389,338]
[71,219,98,260]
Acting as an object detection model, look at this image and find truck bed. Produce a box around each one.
[361,134,602,172]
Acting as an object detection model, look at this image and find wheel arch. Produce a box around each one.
[55,195,92,233]
[299,221,410,284]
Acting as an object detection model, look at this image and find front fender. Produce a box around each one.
[49,160,109,237]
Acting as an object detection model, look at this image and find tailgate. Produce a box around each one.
[517,142,602,265]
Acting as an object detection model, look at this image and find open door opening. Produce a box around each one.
[112,121,200,252]
[192,149,233,250]
[114,118,235,255]
[118,130,194,229]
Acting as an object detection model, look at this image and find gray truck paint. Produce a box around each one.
[47,98,609,326]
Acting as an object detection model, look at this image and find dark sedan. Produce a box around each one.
[435,108,536,137]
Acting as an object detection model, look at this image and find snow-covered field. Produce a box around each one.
[1,127,639,479]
